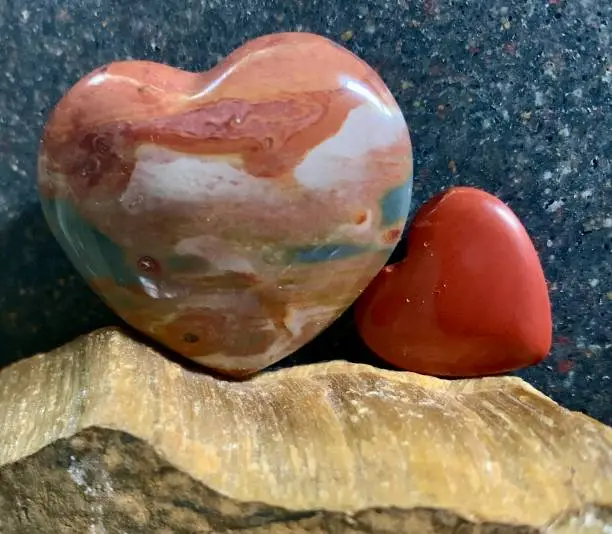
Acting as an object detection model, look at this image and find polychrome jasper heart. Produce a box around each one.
[355,187,552,377]
[37,32,413,377]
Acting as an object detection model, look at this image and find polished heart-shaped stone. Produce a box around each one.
[355,187,552,377]
[38,32,413,376]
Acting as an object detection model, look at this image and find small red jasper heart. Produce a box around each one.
[355,186,552,377]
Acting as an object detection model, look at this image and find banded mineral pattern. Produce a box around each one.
[38,32,413,376]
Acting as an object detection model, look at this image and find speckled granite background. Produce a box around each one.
[0,0,610,422]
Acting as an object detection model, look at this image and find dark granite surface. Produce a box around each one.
[0,1,610,422]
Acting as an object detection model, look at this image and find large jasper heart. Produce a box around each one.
[38,32,413,376]
[355,187,552,377]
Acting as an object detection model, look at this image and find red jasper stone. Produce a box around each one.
[355,187,552,377]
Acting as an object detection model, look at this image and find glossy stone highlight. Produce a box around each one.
[37,32,413,376]
[355,187,552,377]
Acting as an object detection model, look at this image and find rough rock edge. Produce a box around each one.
[1,427,610,534]
[1,426,611,534]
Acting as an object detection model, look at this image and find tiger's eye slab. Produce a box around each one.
[37,32,413,376]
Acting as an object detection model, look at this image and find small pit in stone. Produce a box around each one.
[183,333,199,344]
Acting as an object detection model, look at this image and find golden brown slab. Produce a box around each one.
[1,328,611,533]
